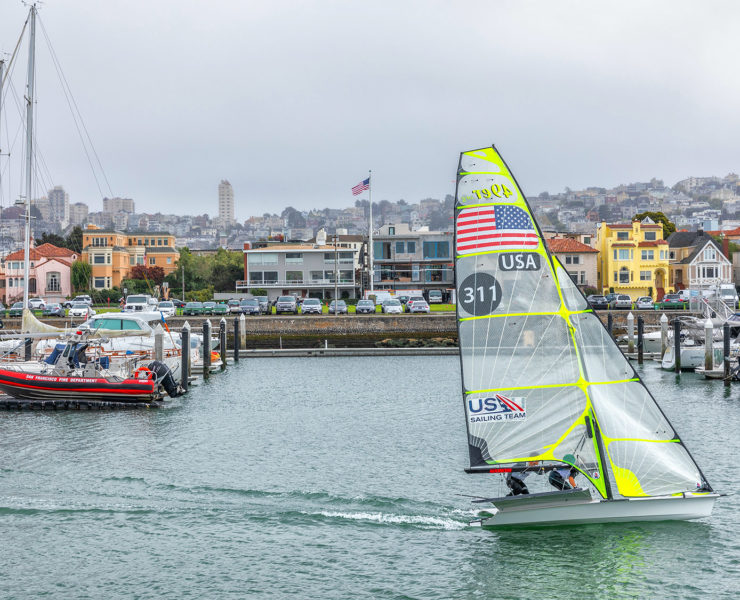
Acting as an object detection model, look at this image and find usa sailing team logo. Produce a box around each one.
[468,394,526,423]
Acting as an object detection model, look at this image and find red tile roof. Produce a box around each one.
[638,240,668,247]
[608,223,662,228]
[4,243,76,261]
[546,238,598,253]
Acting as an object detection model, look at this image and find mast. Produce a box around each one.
[23,4,36,310]
[368,170,373,293]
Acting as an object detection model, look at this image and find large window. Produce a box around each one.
[565,255,580,265]
[310,271,324,282]
[286,271,303,282]
[644,231,656,241]
[395,241,405,254]
[285,253,303,264]
[94,254,106,264]
[263,271,278,284]
[423,241,449,259]
[94,277,106,288]
[641,250,654,260]
[249,253,278,265]
[640,271,651,281]
[701,266,717,279]
[617,232,629,240]
[618,249,630,260]
[339,270,353,283]
[704,247,717,261]
[619,267,630,284]
[46,272,61,292]
[249,272,264,284]
[407,241,416,254]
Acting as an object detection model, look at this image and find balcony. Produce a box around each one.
[236,279,355,290]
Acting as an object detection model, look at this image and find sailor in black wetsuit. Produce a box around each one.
[549,454,578,490]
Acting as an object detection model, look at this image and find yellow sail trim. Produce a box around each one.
[466,378,639,395]
[610,464,649,497]
[455,201,522,210]
[459,309,592,322]
[604,437,680,445]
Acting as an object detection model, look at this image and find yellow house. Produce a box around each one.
[81,225,179,290]
[595,219,671,300]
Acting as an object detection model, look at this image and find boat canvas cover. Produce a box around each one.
[455,146,709,499]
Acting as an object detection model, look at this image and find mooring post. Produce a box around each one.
[233,316,240,363]
[704,318,714,372]
[627,312,635,354]
[203,319,211,380]
[660,313,668,357]
[724,322,731,387]
[154,324,164,362]
[24,337,31,361]
[607,313,613,338]
[637,315,644,364]
[674,319,681,373]
[219,318,227,371]
[239,313,246,350]
[180,321,190,393]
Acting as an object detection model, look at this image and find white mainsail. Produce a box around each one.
[455,146,713,507]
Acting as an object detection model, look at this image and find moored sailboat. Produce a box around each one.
[454,146,718,526]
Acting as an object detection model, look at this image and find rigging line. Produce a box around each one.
[37,15,113,198]
[0,15,29,90]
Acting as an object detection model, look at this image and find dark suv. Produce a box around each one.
[586,295,608,310]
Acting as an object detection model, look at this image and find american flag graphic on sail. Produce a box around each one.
[456,205,539,254]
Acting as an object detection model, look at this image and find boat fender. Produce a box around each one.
[146,360,180,398]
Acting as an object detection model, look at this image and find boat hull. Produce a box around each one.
[0,369,158,402]
[479,493,718,527]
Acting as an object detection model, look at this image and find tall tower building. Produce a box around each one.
[218,180,235,226]
[48,185,70,226]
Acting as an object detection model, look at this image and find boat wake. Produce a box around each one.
[306,510,469,530]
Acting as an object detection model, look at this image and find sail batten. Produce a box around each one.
[455,145,712,501]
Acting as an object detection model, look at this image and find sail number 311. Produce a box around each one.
[463,285,496,304]
[459,273,502,315]
[472,184,514,200]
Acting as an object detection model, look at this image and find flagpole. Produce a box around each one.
[368,170,373,293]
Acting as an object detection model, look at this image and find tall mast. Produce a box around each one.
[23,4,36,310]
[368,170,373,293]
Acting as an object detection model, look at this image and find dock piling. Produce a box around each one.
[233,316,240,363]
[674,319,681,373]
[154,324,164,362]
[239,313,246,349]
[203,319,211,380]
[607,313,613,339]
[660,313,668,356]
[24,338,31,361]
[181,321,190,393]
[219,318,227,371]
[724,322,731,386]
[627,312,635,354]
[704,319,713,372]
[637,316,644,364]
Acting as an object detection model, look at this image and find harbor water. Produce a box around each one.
[0,356,738,599]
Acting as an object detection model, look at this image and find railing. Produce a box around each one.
[236,279,355,289]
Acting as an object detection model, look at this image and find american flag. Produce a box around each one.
[456,205,538,254]
[352,178,370,195]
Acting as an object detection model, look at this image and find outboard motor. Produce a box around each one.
[147,360,180,398]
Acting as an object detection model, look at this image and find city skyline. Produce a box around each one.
[1,1,739,219]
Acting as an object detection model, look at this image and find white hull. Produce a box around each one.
[661,345,722,370]
[479,493,718,527]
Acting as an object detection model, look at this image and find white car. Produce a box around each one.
[407,299,430,313]
[635,296,654,310]
[381,299,404,314]
[28,298,46,310]
[157,301,176,318]
[69,302,95,318]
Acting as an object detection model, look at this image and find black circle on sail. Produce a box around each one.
[458,272,502,316]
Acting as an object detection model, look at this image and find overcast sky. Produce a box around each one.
[1,0,739,221]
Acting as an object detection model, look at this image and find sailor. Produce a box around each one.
[549,454,579,491]
[506,461,540,496]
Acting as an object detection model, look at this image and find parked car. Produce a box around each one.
[718,283,739,309]
[256,296,270,314]
[8,302,24,317]
[407,298,430,313]
[183,301,204,315]
[382,299,404,314]
[328,300,348,315]
[660,293,685,309]
[240,298,261,315]
[202,301,217,315]
[355,299,376,314]
[300,298,323,315]
[586,295,609,310]
[635,296,654,310]
[227,299,242,314]
[427,290,443,304]
[69,303,95,318]
[212,303,229,316]
[275,296,298,315]
[609,294,633,310]
[28,297,46,310]
[124,294,156,312]
[406,296,426,312]
[169,298,186,308]
[604,293,617,307]
[157,301,176,318]
[397,295,410,306]
[64,295,92,309]
[42,303,65,317]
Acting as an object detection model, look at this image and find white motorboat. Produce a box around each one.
[453,146,718,528]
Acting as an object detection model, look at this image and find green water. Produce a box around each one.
[0,357,737,599]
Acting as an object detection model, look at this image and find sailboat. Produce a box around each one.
[454,146,718,526]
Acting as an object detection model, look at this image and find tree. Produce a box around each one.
[71,260,91,292]
[632,211,676,239]
[65,226,84,253]
[39,232,66,247]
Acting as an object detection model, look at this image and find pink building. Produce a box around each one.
[2,243,78,304]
